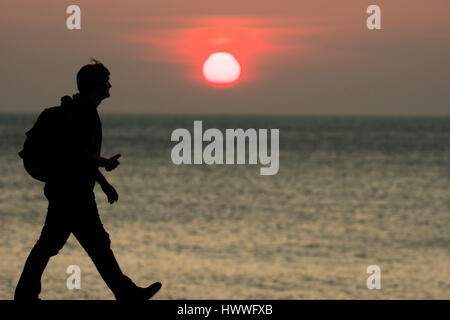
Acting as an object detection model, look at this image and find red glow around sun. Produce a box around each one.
[127,17,310,86]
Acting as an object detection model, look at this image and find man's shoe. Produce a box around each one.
[117,282,162,300]
[134,282,162,300]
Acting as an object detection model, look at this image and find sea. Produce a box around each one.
[0,113,448,299]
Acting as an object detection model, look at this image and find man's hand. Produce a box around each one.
[105,154,121,172]
[101,182,119,204]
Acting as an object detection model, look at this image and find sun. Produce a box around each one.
[202,52,241,87]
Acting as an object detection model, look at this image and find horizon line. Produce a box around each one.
[0,111,449,118]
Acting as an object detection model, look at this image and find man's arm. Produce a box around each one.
[95,168,119,204]
[94,168,109,187]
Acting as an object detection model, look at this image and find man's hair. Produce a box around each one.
[76,59,110,93]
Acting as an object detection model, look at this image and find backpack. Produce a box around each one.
[18,99,71,182]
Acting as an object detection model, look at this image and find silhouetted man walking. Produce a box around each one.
[15,60,161,300]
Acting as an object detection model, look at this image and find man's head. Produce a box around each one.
[76,59,111,101]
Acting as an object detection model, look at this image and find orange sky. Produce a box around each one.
[1,0,449,115]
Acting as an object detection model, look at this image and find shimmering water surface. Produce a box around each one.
[0,114,448,299]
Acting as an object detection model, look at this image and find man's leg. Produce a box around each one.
[15,201,71,300]
[71,200,137,299]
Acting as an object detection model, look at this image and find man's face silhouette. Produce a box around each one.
[91,76,111,102]
[98,76,112,100]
